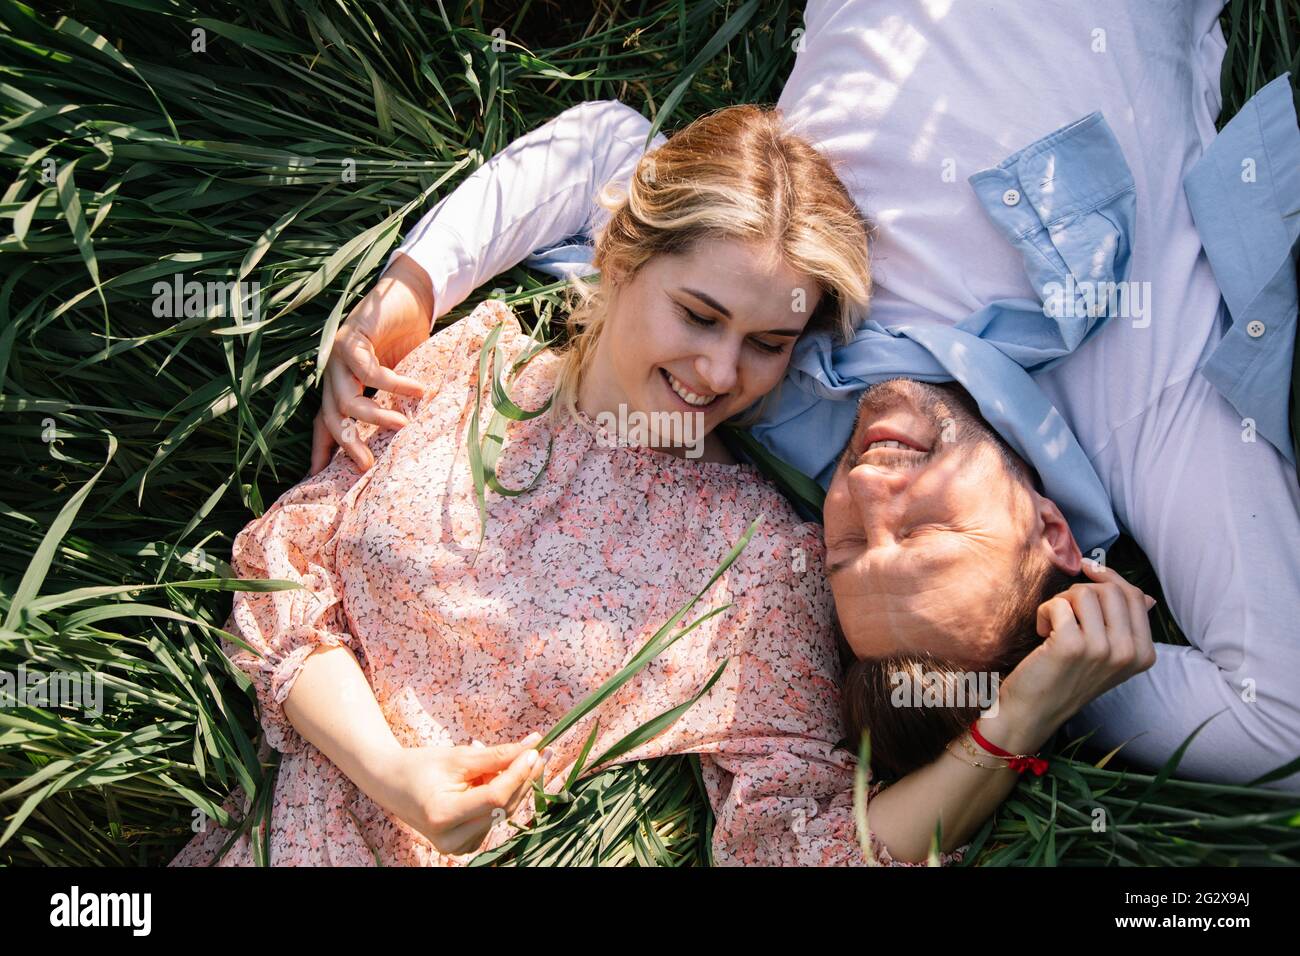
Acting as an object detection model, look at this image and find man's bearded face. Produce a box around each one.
[822,379,1043,664]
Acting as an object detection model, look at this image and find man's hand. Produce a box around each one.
[310,253,435,475]
[994,562,1157,752]
[376,733,550,856]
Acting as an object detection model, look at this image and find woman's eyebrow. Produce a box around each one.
[678,287,732,317]
[678,287,806,336]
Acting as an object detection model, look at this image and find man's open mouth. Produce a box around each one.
[857,425,930,457]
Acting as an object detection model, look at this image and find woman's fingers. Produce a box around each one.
[441,746,543,827]
[438,817,493,856]
[1036,592,1079,641]
[505,755,547,814]
[478,746,544,807]
[1061,585,1108,656]
[438,758,546,858]
[1124,583,1158,672]
[1088,578,1136,664]
[1081,562,1157,670]
[450,733,543,778]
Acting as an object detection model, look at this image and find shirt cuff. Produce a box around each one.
[387,220,473,323]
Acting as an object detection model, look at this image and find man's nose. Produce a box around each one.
[847,462,909,546]
[693,339,741,395]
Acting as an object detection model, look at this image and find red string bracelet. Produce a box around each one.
[970,721,1048,776]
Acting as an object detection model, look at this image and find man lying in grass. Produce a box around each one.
[318,0,1300,798]
[167,97,1154,867]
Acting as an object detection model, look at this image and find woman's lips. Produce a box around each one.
[660,367,720,409]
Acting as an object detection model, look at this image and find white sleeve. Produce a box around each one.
[388,99,661,320]
[1063,373,1300,792]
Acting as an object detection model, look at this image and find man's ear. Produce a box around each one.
[1032,492,1082,575]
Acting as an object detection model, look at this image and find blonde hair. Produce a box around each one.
[548,104,874,426]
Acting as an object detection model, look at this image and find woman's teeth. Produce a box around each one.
[665,370,717,407]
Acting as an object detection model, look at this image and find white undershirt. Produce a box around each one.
[391,0,1300,789]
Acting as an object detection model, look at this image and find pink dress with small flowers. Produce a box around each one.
[168,300,965,867]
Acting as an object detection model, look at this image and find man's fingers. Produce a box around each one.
[341,332,428,399]
[322,388,373,471]
[354,350,427,399]
[337,391,411,433]
[309,413,335,476]
[329,343,420,433]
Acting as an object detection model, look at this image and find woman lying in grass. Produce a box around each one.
[170,105,1150,867]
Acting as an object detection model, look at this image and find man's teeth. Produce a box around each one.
[867,440,911,451]
[666,371,715,407]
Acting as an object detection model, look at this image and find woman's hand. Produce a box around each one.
[310,253,436,476]
[992,561,1157,752]
[374,733,550,856]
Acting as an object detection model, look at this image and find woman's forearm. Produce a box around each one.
[281,643,404,808]
[865,700,1053,863]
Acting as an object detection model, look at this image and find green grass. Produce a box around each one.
[0,0,1298,866]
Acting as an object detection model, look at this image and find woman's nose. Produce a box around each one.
[694,341,740,395]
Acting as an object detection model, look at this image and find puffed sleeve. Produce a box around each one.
[653,522,970,866]
[219,447,367,755]
[222,300,519,755]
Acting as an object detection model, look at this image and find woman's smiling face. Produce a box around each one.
[578,237,822,444]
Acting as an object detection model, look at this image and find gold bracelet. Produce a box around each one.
[956,731,1012,763]
[944,742,1006,770]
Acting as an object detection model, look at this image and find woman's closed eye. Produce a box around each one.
[678,303,715,329]
[676,303,787,354]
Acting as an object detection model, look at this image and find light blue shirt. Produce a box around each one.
[1184,74,1300,467]
[525,75,1299,553]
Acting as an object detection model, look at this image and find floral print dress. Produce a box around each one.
[168,300,965,867]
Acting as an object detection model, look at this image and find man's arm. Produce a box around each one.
[312,100,660,472]
[392,98,661,322]
[1062,374,1300,792]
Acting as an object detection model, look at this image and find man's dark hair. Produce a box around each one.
[839,537,1081,780]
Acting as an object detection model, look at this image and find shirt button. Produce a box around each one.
[1002,188,1021,206]
[1246,320,1266,338]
